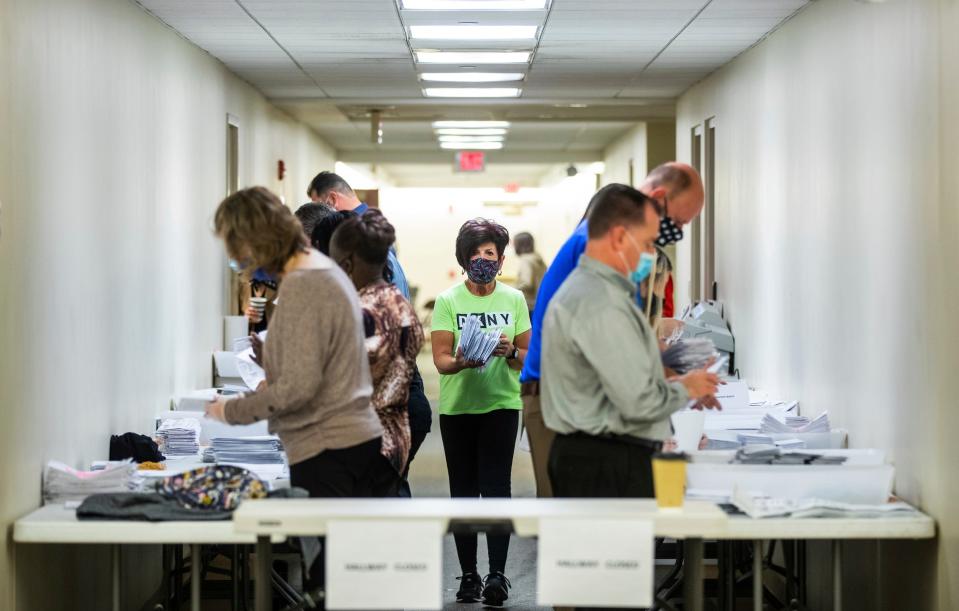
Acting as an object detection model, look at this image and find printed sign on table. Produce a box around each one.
[326,519,444,610]
[537,518,654,608]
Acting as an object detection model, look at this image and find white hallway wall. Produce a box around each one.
[0,0,335,607]
[674,0,957,608]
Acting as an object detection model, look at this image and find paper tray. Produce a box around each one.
[686,463,894,505]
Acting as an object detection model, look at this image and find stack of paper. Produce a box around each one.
[43,460,140,503]
[157,418,201,456]
[212,436,284,464]
[457,315,502,372]
[733,489,917,519]
[737,433,774,446]
[760,411,830,434]
[774,438,807,449]
[704,437,741,450]
[732,447,848,465]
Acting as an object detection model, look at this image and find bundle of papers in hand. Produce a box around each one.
[760,411,830,434]
[157,418,201,456]
[457,314,502,372]
[660,339,717,374]
[43,460,140,503]
[211,436,285,464]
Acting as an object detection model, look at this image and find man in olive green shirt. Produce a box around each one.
[541,184,719,498]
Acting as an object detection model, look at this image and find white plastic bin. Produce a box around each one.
[686,462,894,505]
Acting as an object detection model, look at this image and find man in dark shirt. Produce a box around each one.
[305,172,430,498]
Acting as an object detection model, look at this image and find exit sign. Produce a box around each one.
[455,151,486,173]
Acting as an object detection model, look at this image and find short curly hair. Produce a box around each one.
[214,187,307,276]
[455,218,510,269]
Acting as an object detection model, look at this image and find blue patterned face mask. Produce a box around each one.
[466,257,500,285]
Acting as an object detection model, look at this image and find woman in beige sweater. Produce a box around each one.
[205,186,394,498]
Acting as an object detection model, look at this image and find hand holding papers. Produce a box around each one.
[457,314,503,372]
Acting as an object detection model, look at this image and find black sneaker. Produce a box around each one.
[456,571,484,603]
[482,572,511,607]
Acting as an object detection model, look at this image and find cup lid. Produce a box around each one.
[653,451,688,461]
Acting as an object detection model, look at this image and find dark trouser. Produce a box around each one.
[289,437,399,498]
[289,437,398,594]
[549,433,659,611]
[521,380,555,498]
[549,433,658,498]
[399,367,432,498]
[440,409,519,575]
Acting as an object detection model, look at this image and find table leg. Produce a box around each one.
[192,543,202,611]
[255,536,271,611]
[112,544,121,611]
[175,544,184,611]
[683,538,704,611]
[833,540,843,611]
[232,545,240,611]
[784,540,795,605]
[753,540,763,611]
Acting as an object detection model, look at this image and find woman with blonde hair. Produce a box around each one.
[205,186,394,498]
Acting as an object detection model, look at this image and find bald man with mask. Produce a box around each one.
[520,162,706,498]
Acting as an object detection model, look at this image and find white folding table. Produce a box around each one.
[231,497,730,611]
[14,504,286,611]
[721,510,936,611]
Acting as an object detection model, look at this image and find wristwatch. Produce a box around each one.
[507,346,519,361]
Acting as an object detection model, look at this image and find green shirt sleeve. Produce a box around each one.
[568,303,688,424]
[431,292,456,333]
[514,292,532,336]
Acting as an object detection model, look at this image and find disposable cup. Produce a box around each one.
[652,452,687,509]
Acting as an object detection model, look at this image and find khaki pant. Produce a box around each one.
[521,381,555,499]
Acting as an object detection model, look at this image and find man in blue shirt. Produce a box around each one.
[308,172,410,299]
[520,162,705,498]
[307,172,425,498]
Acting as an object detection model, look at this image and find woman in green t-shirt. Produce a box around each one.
[431,218,532,607]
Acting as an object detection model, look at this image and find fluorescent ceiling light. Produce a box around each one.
[416,51,530,64]
[435,128,508,135]
[424,87,521,98]
[432,120,511,128]
[438,135,505,142]
[420,72,525,83]
[440,141,504,150]
[410,25,537,40]
[402,0,548,9]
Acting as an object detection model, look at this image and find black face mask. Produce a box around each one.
[655,198,684,246]
[656,216,684,246]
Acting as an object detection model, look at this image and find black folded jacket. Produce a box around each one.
[110,432,165,463]
[77,493,230,521]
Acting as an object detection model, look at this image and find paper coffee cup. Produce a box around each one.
[652,452,687,509]
[670,411,705,453]
[249,297,268,312]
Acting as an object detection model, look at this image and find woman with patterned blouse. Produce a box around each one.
[329,210,425,481]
